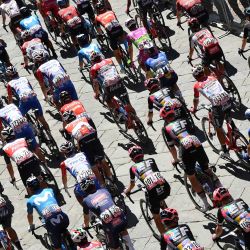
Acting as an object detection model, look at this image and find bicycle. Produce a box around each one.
[194,104,249,169]
[108,94,149,143]
[93,25,110,53]
[42,11,60,42]
[0,60,7,87]
[239,48,250,71]
[26,109,60,157]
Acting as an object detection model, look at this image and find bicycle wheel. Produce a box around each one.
[201,116,221,153]
[44,233,53,250]
[220,75,241,110]
[109,107,128,133]
[104,153,117,181]
[162,126,171,150]
[184,174,205,212]
[60,32,72,49]
[140,199,160,241]
[223,243,236,250]
[134,118,149,143]
[151,4,165,27]
[95,28,109,52]
[155,24,171,50]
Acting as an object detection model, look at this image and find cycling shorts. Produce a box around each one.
[41,3,59,18]
[148,182,170,214]
[53,80,78,103]
[45,212,70,249]
[0,49,10,65]
[202,49,224,67]
[0,214,12,229]
[69,22,89,37]
[19,95,43,117]
[138,2,153,20]
[77,2,95,21]
[104,81,129,103]
[14,123,38,150]
[107,29,126,51]
[104,213,127,249]
[18,157,41,186]
[212,104,231,128]
[181,145,209,176]
[159,72,178,89]
[33,29,49,43]
[79,136,105,166]
[243,231,250,250]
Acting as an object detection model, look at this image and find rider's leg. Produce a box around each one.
[120,230,135,250]
[5,226,23,250]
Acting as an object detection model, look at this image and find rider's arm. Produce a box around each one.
[90,68,100,96]
[7,84,13,104]
[27,201,34,226]
[82,201,90,227]
[213,209,224,239]
[36,70,48,100]
[0,148,14,179]
[241,25,249,50]
[78,51,86,70]
[164,131,178,162]
[147,97,154,123]
[124,167,136,194]
[193,83,200,112]
[1,9,6,27]
[60,162,68,189]
[145,63,154,79]
[36,0,43,17]
[126,0,131,14]
[176,1,181,24]
[160,235,167,250]
[189,36,195,59]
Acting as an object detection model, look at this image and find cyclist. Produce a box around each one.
[95,1,128,72]
[26,175,74,250]
[0,99,46,162]
[188,18,224,74]
[80,175,135,250]
[35,53,78,109]
[123,144,171,234]
[0,127,42,187]
[19,6,57,59]
[62,111,113,182]
[70,227,104,250]
[176,0,209,26]
[76,0,95,23]
[239,7,250,55]
[144,44,181,98]
[190,64,232,155]
[161,105,221,211]
[6,66,50,131]
[0,0,22,36]
[77,33,103,69]
[212,187,250,248]
[242,109,250,160]
[144,78,183,126]
[57,0,91,50]
[90,52,135,119]
[0,39,12,66]
[59,141,105,188]
[125,18,153,73]
[0,195,23,249]
[160,208,204,250]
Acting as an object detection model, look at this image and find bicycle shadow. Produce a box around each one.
[225,61,238,77]
[125,205,139,228]
[167,47,180,61]
[123,76,145,93]
[60,47,77,59]
[99,111,116,124]
[45,110,62,121]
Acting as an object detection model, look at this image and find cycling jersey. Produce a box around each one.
[60,152,92,178]
[193,75,230,108]
[176,0,204,15]
[78,43,102,64]
[218,199,250,232]
[58,6,82,29]
[90,58,121,88]
[7,76,36,100]
[127,27,151,49]
[160,224,203,250]
[19,15,43,36]
[60,100,87,118]
[40,0,59,17]
[3,138,34,165]
[77,240,104,250]
[0,0,20,19]
[21,38,48,58]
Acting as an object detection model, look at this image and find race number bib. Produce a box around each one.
[100,205,122,224]
[183,241,202,250]
[52,73,70,87]
[181,135,201,149]
[144,172,165,190]
[239,218,250,233]
[10,117,27,128]
[67,16,82,28]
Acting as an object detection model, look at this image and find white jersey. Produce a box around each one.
[8,77,36,100]
[26,39,47,60]
[0,0,20,18]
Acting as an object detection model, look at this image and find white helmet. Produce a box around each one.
[21,30,31,40]
[192,64,205,79]
[70,228,87,243]
[0,197,6,208]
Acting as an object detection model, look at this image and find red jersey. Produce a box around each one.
[95,11,121,33]
[60,100,87,118]
[3,138,34,165]
[58,6,82,28]
[176,0,201,12]
[21,38,43,56]
[90,58,113,79]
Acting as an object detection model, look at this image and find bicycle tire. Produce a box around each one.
[139,199,160,241]
[134,118,149,143]
[220,75,241,110]
[44,233,53,250]
[223,243,236,250]
[162,126,171,150]
[60,33,72,49]
[44,21,57,42]
[95,28,110,52]
[104,153,117,181]
[151,4,165,27]
[201,116,221,153]
[155,24,171,50]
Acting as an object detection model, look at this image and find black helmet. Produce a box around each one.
[59,141,74,155]
[245,7,250,17]
[62,110,76,123]
[5,66,18,78]
[20,6,31,18]
[26,175,40,191]
[96,1,106,14]
[1,127,15,142]
[59,91,72,105]
[0,98,4,109]
[76,33,90,47]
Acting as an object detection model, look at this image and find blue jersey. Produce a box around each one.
[74,179,101,199]
[78,43,102,64]
[20,16,42,35]
[248,128,250,142]
[145,51,169,72]
[27,188,62,219]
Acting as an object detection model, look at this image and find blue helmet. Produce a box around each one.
[245,109,250,120]
[57,0,67,7]
[26,175,40,190]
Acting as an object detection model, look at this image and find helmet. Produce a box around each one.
[143,40,155,50]
[245,7,250,17]
[59,91,71,105]
[5,66,18,78]
[21,30,31,40]
[26,175,40,191]
[213,187,231,204]
[60,141,74,155]
[79,175,95,192]
[160,105,175,120]
[90,51,102,65]
[0,197,6,208]
[76,33,89,47]
[62,110,76,123]
[0,98,4,109]
[125,18,137,30]
[192,64,205,79]
[128,145,144,162]
[32,50,48,63]
[144,78,159,92]
[160,208,179,225]
[245,109,250,120]
[20,6,31,17]
[70,228,88,243]
[95,1,106,14]
[1,127,15,141]
[57,0,67,8]
[188,17,200,30]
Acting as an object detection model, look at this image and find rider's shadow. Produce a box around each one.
[99,111,115,124]
[230,104,248,120]
[45,110,62,122]
[193,126,206,143]
[225,61,238,77]
[125,206,139,229]
[123,76,146,93]
[60,48,77,59]
[166,47,180,61]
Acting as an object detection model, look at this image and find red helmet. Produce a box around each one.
[128,145,144,162]
[160,105,175,120]
[160,208,179,225]
[144,78,159,92]
[213,187,231,205]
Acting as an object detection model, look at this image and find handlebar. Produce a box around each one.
[190,104,211,121]
[238,48,250,60]
[125,185,144,204]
